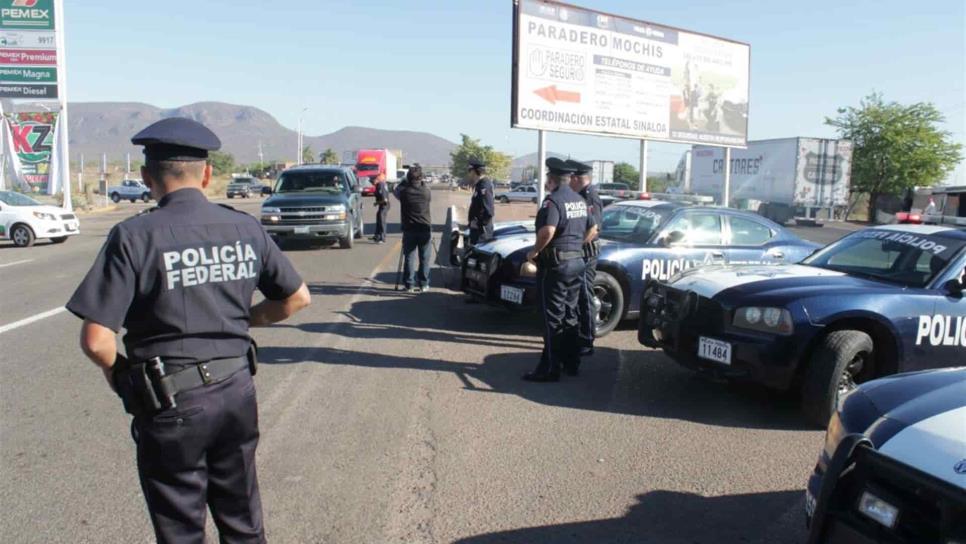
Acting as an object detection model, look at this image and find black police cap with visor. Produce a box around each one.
[468,158,487,170]
[131,117,222,161]
[564,159,593,175]
[545,157,578,177]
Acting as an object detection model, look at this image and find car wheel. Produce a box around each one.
[227,194,234,199]
[50,236,68,244]
[110,193,121,203]
[801,330,874,427]
[500,196,509,204]
[593,271,624,337]
[531,197,538,204]
[141,193,151,202]
[339,222,354,249]
[11,224,35,247]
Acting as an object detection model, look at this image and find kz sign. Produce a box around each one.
[4,111,59,190]
[0,0,54,30]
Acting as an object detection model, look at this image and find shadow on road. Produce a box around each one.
[451,489,805,544]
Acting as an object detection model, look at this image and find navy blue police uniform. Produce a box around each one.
[467,158,495,245]
[524,158,596,382]
[66,118,303,544]
[566,160,603,355]
[374,178,390,243]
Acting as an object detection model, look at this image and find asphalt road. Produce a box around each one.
[0,194,854,543]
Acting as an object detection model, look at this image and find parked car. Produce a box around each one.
[260,165,364,249]
[805,367,965,543]
[0,190,80,247]
[107,179,151,203]
[462,201,819,337]
[359,177,376,197]
[639,224,966,425]
[496,185,539,203]
[226,176,262,199]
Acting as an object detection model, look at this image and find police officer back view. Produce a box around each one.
[372,172,390,244]
[523,158,598,382]
[566,159,603,356]
[67,118,311,544]
[466,158,495,245]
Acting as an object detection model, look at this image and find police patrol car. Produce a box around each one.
[461,200,818,336]
[805,367,965,543]
[639,224,966,425]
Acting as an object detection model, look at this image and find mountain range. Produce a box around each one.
[64,101,460,166]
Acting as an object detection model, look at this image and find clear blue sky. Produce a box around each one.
[65,0,964,180]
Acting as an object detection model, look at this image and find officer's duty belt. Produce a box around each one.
[114,355,250,416]
[556,250,584,261]
[166,356,249,393]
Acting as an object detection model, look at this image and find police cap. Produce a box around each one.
[565,159,593,175]
[467,157,487,169]
[545,157,577,176]
[131,117,222,161]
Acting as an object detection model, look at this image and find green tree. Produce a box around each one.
[320,148,340,165]
[614,162,640,184]
[209,151,236,176]
[826,93,963,220]
[302,145,316,164]
[449,134,513,181]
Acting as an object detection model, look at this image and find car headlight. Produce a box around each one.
[33,211,57,221]
[857,491,899,529]
[732,306,793,334]
[327,205,346,212]
[519,261,537,278]
[262,207,281,214]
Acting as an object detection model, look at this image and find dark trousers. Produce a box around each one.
[402,229,432,288]
[534,257,583,375]
[375,204,389,241]
[468,222,493,245]
[135,368,264,544]
[577,256,598,348]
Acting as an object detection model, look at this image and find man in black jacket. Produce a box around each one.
[372,172,390,244]
[393,164,432,292]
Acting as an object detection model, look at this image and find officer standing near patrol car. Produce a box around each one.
[523,158,598,382]
[67,118,311,544]
[566,159,603,356]
[466,158,495,245]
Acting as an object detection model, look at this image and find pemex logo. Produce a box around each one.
[11,1,40,6]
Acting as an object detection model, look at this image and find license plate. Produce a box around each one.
[697,337,731,365]
[500,285,524,304]
[294,226,310,234]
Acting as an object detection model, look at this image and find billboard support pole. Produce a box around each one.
[54,0,71,210]
[79,153,84,192]
[723,146,731,207]
[537,130,546,206]
[639,139,648,192]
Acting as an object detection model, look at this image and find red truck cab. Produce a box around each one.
[355,149,386,196]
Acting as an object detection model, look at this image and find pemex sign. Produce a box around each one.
[1,0,54,30]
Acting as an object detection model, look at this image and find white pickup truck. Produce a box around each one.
[107,179,152,203]
[0,190,80,247]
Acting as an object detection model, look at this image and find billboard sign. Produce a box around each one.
[512,0,750,147]
[3,111,59,190]
[0,29,55,48]
[0,0,54,30]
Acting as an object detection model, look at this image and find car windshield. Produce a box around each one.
[599,205,673,243]
[356,164,379,173]
[0,191,42,206]
[275,172,345,193]
[804,229,966,287]
[231,178,255,185]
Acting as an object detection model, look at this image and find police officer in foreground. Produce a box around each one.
[566,159,603,357]
[67,117,311,543]
[466,157,495,245]
[523,158,598,382]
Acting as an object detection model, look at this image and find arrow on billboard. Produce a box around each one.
[534,85,581,105]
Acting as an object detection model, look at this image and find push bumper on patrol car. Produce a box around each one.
[637,279,810,390]
[461,248,538,307]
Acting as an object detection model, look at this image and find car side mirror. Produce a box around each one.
[943,278,964,297]
[661,230,685,247]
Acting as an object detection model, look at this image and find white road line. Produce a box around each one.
[0,259,34,269]
[0,307,68,335]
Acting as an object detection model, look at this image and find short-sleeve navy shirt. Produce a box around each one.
[67,188,303,364]
[535,185,595,252]
[579,184,603,242]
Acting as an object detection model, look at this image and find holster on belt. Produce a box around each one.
[582,240,600,259]
[538,248,561,268]
[112,354,176,417]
